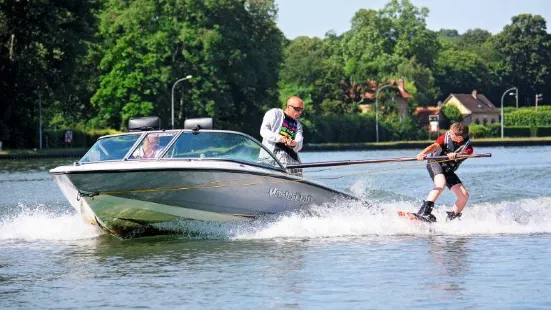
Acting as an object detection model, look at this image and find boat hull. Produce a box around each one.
[51,165,358,236]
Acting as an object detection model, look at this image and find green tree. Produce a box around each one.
[493,14,551,106]
[456,28,498,64]
[339,0,440,107]
[434,48,492,100]
[279,36,326,112]
[92,0,175,128]
[441,104,463,124]
[0,0,98,147]
[93,0,284,133]
[380,0,440,68]
[437,29,461,45]
[341,8,393,80]
[279,33,348,114]
[438,29,460,38]
[397,57,438,107]
[459,28,491,47]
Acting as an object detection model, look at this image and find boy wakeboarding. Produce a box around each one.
[415,122,473,222]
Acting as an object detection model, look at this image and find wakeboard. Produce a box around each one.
[397,211,436,223]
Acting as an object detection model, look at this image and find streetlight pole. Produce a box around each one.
[500,87,517,139]
[171,75,193,129]
[535,94,543,112]
[375,84,396,143]
[39,92,42,149]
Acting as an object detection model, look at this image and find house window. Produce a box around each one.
[483,118,488,125]
[475,119,480,125]
[491,118,496,123]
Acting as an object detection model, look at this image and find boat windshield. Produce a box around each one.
[162,131,281,169]
[80,134,141,163]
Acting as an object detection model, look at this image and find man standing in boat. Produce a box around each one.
[415,122,473,222]
[260,96,304,175]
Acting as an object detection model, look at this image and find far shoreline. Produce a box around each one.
[1,137,551,160]
[302,137,551,152]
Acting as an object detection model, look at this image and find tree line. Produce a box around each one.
[1,0,550,148]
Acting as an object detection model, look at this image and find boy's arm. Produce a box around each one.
[461,145,474,155]
[416,143,441,160]
[449,145,474,160]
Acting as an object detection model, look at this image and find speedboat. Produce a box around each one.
[50,117,361,237]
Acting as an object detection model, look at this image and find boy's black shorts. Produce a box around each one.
[427,160,462,189]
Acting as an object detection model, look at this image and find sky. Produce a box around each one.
[275,0,551,39]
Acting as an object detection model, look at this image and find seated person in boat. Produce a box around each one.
[132,134,164,159]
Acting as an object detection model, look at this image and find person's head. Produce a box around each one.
[449,122,469,143]
[284,96,304,119]
[144,134,160,148]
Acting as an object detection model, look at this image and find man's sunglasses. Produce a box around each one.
[288,105,304,112]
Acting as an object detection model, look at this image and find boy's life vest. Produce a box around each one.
[429,131,472,173]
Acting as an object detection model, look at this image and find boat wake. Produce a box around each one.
[155,196,551,240]
[2,197,550,242]
[0,204,102,241]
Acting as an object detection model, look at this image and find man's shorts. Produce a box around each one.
[427,160,462,189]
[273,148,303,177]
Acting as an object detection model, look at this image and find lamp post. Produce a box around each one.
[375,84,397,143]
[171,75,193,129]
[500,87,517,139]
[535,94,543,112]
[39,92,42,149]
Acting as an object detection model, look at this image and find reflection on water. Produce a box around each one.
[427,236,470,294]
[50,236,311,308]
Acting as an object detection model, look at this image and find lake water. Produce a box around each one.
[1,146,551,309]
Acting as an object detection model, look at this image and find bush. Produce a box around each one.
[381,116,425,141]
[467,124,551,138]
[469,124,492,138]
[304,114,423,143]
[44,129,118,148]
[441,104,463,124]
[504,109,551,126]
[535,127,551,137]
[306,114,377,143]
[487,123,501,137]
[504,126,531,137]
[469,123,500,138]
[504,106,551,113]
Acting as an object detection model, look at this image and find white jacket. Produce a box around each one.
[131,146,164,159]
[260,108,303,155]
